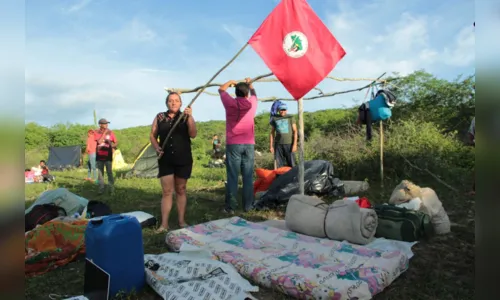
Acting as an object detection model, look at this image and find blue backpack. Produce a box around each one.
[357,87,396,141]
[270,100,285,124]
[368,89,396,122]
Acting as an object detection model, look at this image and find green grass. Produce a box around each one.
[25,164,474,300]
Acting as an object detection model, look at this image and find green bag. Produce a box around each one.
[373,204,435,242]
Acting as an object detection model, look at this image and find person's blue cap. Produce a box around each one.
[278,103,288,110]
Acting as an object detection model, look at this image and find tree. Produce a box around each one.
[25,122,50,151]
[387,70,475,137]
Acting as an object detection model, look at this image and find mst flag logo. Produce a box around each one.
[248,0,345,99]
[283,31,308,58]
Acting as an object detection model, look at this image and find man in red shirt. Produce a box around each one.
[94,118,118,193]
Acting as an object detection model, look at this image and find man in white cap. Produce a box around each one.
[94,118,118,193]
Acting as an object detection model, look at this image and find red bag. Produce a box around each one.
[356,197,372,208]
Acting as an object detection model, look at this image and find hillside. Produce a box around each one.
[25,107,352,167]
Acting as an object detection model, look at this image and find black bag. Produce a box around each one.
[42,174,55,182]
[253,160,344,210]
[356,88,396,141]
[373,204,435,242]
[25,204,67,232]
[86,200,112,218]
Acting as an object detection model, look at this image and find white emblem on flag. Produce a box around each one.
[283,31,308,58]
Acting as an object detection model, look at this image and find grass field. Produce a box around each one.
[25,165,475,300]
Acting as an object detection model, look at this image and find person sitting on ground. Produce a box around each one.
[218,77,258,214]
[150,92,197,233]
[85,128,98,182]
[39,160,54,182]
[269,102,297,168]
[212,134,222,159]
[94,118,118,194]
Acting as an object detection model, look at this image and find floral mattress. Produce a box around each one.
[165,217,409,300]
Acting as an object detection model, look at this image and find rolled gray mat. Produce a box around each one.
[325,199,378,245]
[285,194,328,238]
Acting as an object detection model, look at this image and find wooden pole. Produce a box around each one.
[297,97,305,195]
[93,110,97,127]
[158,43,249,159]
[380,121,384,188]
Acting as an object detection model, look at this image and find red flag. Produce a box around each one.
[248,0,346,100]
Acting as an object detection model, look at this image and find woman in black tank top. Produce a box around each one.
[149,92,197,233]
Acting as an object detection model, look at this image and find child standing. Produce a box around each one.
[269,103,297,168]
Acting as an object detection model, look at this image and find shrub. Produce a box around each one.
[304,119,473,185]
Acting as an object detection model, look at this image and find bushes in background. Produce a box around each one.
[25,69,475,188]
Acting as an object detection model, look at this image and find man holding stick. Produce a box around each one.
[219,78,258,213]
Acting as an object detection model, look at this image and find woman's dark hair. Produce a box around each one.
[165,92,182,105]
[235,82,250,98]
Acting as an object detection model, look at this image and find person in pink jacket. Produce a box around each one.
[218,78,258,213]
[85,129,98,182]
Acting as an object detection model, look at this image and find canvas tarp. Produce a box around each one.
[47,145,82,170]
[125,143,158,178]
[25,188,89,216]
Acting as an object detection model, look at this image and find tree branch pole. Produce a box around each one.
[165,74,392,94]
[167,72,389,103]
[297,97,305,195]
[165,73,274,94]
[400,155,459,193]
[157,43,249,159]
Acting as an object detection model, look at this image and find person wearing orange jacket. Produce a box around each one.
[85,128,98,182]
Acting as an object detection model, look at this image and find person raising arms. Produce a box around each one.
[218,78,258,213]
[150,92,197,233]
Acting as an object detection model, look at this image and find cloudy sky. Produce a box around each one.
[25,0,475,129]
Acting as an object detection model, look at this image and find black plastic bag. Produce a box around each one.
[253,160,344,210]
[86,200,112,218]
